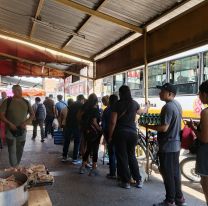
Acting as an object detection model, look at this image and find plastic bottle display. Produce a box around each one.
[138,113,161,125]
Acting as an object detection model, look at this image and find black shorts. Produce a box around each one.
[196,143,208,176]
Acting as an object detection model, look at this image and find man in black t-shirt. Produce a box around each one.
[62,95,85,163]
[143,83,187,206]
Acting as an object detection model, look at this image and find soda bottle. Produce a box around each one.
[156,115,161,125]
[143,113,148,125]
[146,113,151,125]
[139,113,144,124]
[152,114,156,125]
[149,113,154,125]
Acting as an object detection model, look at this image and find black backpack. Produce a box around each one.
[35,104,45,120]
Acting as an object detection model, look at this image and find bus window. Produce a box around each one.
[127,69,143,98]
[203,52,208,81]
[170,55,198,95]
[148,63,166,96]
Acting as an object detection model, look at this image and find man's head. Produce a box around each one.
[101,95,109,107]
[57,94,63,101]
[156,83,177,102]
[35,97,41,103]
[12,85,22,98]
[199,80,208,104]
[77,94,85,104]
[67,98,74,106]
[1,91,7,99]
[49,94,53,99]
[109,94,118,107]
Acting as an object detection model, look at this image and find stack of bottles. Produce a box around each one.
[138,113,161,125]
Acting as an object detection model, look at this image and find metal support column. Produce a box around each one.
[93,62,96,93]
[87,66,89,95]
[144,28,150,179]
[64,78,66,101]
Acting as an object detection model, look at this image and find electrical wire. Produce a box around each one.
[0,6,31,17]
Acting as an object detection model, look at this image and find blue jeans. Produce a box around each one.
[107,141,116,176]
[32,120,45,139]
[45,115,54,137]
[62,127,81,159]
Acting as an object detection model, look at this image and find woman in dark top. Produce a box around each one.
[189,80,208,205]
[102,94,118,178]
[109,85,145,189]
[79,93,102,176]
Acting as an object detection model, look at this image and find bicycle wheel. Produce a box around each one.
[180,157,200,183]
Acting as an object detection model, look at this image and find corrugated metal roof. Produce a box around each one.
[31,0,88,48]
[40,0,87,32]
[0,0,205,62]
[0,0,36,35]
[99,0,183,26]
[65,16,129,57]
[32,24,68,47]
[71,0,101,9]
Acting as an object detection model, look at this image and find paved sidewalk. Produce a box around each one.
[0,130,206,206]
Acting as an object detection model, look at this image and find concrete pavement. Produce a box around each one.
[0,129,206,206]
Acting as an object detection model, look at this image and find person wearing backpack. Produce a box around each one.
[32,97,46,142]
[0,85,34,167]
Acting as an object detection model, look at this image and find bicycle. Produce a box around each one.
[137,130,159,174]
[180,151,200,183]
[137,130,200,182]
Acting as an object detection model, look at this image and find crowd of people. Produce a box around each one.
[0,81,208,206]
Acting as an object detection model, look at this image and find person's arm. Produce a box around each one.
[32,104,36,120]
[0,100,17,130]
[189,109,208,143]
[108,112,118,141]
[0,112,17,130]
[20,103,35,129]
[101,109,107,130]
[92,118,102,131]
[59,108,66,127]
[54,104,58,118]
[137,101,150,115]
[141,105,170,133]
[142,124,169,132]
[43,104,46,120]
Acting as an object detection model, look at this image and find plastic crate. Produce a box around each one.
[53,130,64,145]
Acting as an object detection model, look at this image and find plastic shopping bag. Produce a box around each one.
[52,118,59,130]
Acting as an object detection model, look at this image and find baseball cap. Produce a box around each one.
[156,83,177,94]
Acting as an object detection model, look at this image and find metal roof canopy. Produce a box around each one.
[0,0,206,79]
[96,1,208,78]
[0,35,91,79]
